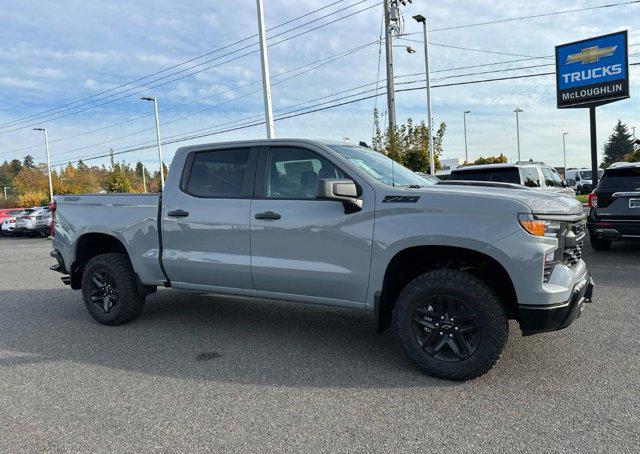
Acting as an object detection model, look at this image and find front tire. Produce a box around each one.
[81,252,145,325]
[589,234,612,250]
[394,269,508,381]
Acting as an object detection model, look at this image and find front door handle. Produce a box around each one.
[255,211,281,220]
[167,209,189,218]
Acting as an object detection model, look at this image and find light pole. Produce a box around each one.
[141,97,165,189]
[562,132,568,175]
[33,128,54,202]
[413,14,435,176]
[141,165,147,193]
[463,110,471,163]
[514,108,523,162]
[256,0,275,138]
[3,187,9,201]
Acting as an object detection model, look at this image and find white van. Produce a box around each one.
[565,168,604,194]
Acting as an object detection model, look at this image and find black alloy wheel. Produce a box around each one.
[412,296,481,362]
[87,269,119,313]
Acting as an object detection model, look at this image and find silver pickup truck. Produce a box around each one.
[50,139,594,380]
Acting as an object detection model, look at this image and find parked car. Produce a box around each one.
[587,162,640,250]
[415,172,440,185]
[1,208,34,236]
[0,208,27,236]
[565,168,604,194]
[448,162,576,197]
[15,206,51,237]
[50,139,593,381]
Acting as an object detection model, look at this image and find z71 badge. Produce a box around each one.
[382,195,420,203]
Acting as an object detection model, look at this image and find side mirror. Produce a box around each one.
[565,179,575,187]
[316,179,363,212]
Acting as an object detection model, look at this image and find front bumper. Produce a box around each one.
[518,274,594,336]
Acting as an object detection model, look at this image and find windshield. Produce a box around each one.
[327,145,428,187]
[580,170,604,180]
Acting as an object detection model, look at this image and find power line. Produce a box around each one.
[0,0,381,134]
[0,0,359,130]
[45,57,640,166]
[47,41,377,161]
[408,0,640,34]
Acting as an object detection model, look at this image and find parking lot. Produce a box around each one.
[0,236,638,452]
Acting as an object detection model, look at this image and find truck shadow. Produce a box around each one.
[0,288,481,388]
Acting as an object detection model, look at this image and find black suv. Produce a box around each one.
[587,162,640,250]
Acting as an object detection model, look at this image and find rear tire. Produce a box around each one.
[589,234,612,250]
[393,269,508,381]
[81,252,145,325]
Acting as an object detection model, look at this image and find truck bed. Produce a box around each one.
[53,193,165,286]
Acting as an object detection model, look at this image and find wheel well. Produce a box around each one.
[70,233,129,289]
[376,246,518,333]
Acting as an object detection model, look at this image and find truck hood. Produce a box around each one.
[421,183,583,216]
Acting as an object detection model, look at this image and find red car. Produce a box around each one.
[0,208,28,236]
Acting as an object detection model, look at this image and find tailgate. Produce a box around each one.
[597,191,640,220]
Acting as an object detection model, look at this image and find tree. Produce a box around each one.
[102,152,132,193]
[603,120,634,167]
[471,154,508,165]
[372,108,445,172]
[22,155,35,169]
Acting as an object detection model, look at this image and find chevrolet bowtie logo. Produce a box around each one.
[566,45,617,65]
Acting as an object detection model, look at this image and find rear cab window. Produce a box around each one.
[449,167,520,184]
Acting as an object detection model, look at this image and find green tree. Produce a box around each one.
[471,154,508,165]
[603,120,634,167]
[102,152,132,193]
[372,108,445,172]
[22,155,35,169]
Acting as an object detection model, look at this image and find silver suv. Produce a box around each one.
[448,162,576,197]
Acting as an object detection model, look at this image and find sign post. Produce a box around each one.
[556,31,630,187]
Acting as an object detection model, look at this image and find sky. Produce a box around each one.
[0,0,638,175]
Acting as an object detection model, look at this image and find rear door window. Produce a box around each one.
[184,148,252,198]
[520,167,541,187]
[449,168,520,184]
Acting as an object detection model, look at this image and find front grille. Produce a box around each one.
[561,220,586,269]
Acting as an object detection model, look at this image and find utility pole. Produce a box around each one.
[632,126,637,148]
[562,132,568,176]
[256,0,275,138]
[33,128,54,202]
[383,0,397,131]
[141,97,165,189]
[3,187,9,201]
[514,108,523,162]
[412,14,434,175]
[463,110,471,163]
[142,165,147,193]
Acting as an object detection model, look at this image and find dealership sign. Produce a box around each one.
[556,31,629,108]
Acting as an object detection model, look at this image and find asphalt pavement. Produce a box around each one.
[0,236,638,452]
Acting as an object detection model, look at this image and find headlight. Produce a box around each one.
[518,213,561,238]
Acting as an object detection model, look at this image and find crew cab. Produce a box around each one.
[587,162,640,249]
[50,139,594,380]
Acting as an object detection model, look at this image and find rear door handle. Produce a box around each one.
[167,209,189,218]
[255,211,281,220]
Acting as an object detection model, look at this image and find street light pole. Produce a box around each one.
[3,187,9,201]
[33,128,54,202]
[413,14,435,176]
[514,108,523,162]
[463,110,471,163]
[141,97,165,189]
[256,0,275,138]
[142,165,147,193]
[562,132,568,175]
[383,0,397,131]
